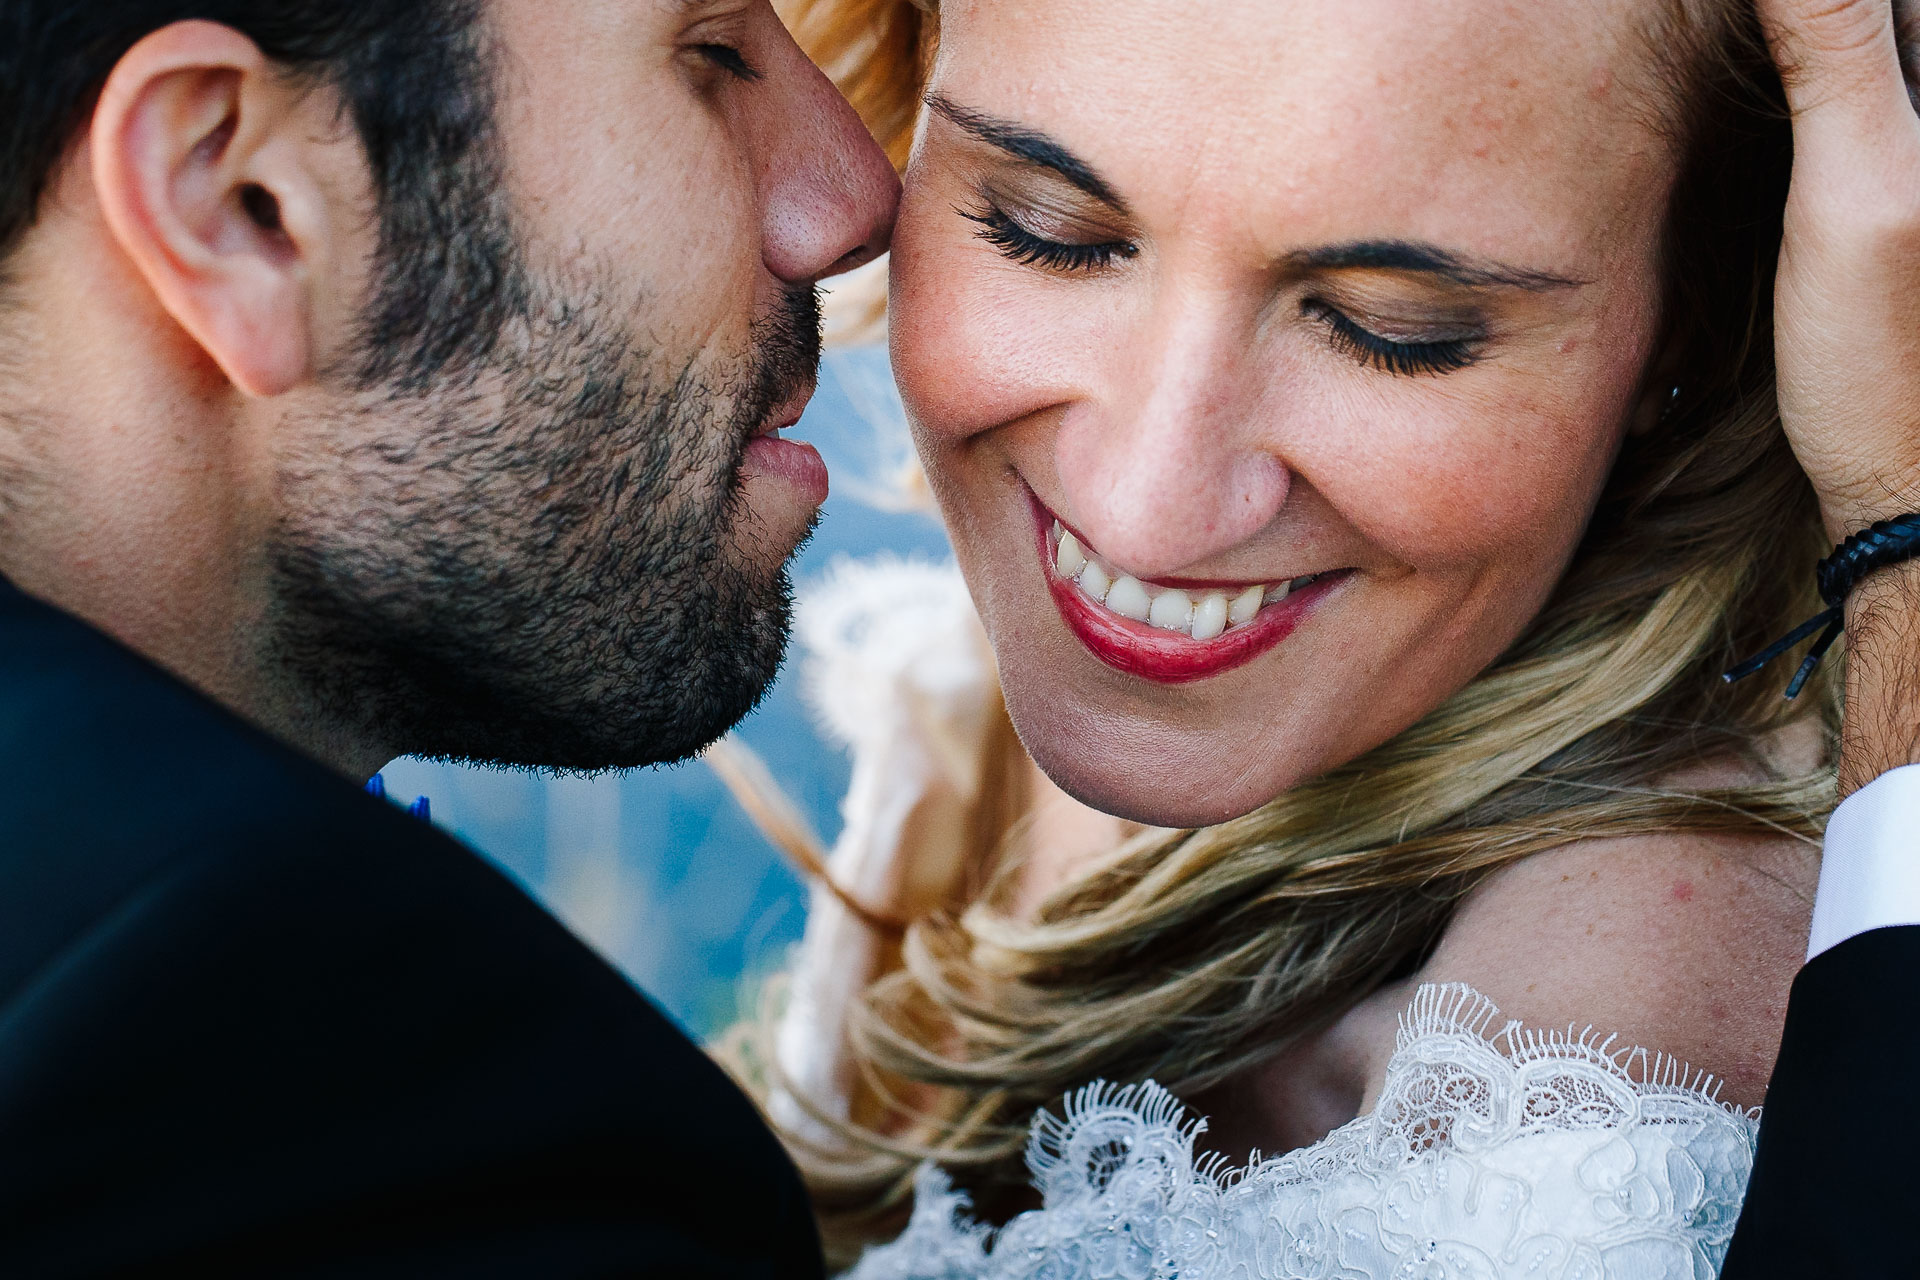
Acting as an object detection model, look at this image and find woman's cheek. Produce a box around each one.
[890,207,1088,454]
[1309,389,1617,577]
[890,206,997,449]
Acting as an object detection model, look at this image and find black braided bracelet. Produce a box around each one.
[1724,512,1920,699]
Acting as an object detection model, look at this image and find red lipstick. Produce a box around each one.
[1031,493,1344,685]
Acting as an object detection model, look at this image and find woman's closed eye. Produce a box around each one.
[959,200,1138,274]
[958,191,1484,378]
[1303,298,1483,377]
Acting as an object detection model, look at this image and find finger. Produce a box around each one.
[1759,0,1915,152]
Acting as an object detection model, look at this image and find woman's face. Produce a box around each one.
[892,0,1680,827]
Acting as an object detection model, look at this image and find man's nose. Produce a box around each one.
[754,24,901,285]
[1053,318,1292,580]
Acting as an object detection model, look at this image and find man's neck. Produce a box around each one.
[0,490,389,784]
[2,209,393,784]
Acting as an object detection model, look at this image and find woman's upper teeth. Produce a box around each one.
[1052,522,1320,640]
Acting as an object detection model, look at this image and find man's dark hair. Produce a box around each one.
[0,0,523,378]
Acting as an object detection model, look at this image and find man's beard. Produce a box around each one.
[266,245,822,773]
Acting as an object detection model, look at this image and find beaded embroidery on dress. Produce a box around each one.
[846,983,1759,1280]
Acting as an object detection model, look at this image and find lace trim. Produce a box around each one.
[1401,983,1744,1102]
[848,983,1761,1280]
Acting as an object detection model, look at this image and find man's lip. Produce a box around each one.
[753,383,817,439]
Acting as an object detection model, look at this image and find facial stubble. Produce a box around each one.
[268,267,824,774]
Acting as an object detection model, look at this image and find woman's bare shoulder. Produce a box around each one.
[1409,821,1817,1110]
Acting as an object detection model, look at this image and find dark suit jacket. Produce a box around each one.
[0,577,823,1278]
[1722,925,1920,1278]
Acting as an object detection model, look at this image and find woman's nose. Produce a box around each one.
[1052,338,1292,580]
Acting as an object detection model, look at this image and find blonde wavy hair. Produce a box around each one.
[734,0,1836,1264]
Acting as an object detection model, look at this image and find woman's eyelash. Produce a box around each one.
[954,204,1474,373]
[696,44,762,82]
[959,203,1137,273]
[1303,299,1480,377]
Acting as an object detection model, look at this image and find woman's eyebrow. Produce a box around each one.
[1285,241,1587,292]
[926,94,1130,214]
[919,99,1584,292]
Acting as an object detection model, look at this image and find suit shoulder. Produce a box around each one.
[0,793,822,1278]
[0,586,822,1275]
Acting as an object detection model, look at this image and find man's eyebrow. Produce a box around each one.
[1284,240,1586,292]
[926,94,1128,213]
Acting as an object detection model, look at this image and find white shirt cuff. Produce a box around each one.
[1809,762,1920,961]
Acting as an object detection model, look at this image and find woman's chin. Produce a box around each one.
[1008,696,1309,830]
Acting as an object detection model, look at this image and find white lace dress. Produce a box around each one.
[846,984,1758,1280]
[767,561,1758,1280]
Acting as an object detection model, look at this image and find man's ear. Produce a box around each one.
[90,21,333,398]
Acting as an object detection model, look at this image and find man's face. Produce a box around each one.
[267,0,896,770]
